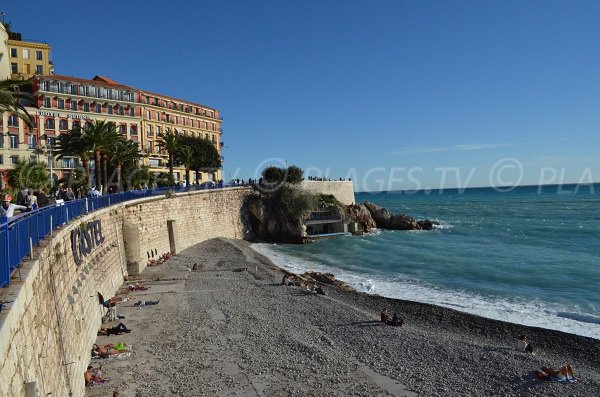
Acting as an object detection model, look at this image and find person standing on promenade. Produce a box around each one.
[0,195,28,218]
[25,189,37,210]
[34,188,49,208]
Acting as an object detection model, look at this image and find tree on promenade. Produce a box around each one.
[177,135,222,183]
[54,125,93,184]
[84,121,120,193]
[7,160,50,192]
[0,78,34,130]
[175,145,194,187]
[158,129,179,177]
[109,139,141,192]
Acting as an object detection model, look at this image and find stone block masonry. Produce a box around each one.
[300,181,355,205]
[0,187,252,397]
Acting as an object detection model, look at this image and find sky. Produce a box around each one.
[4,0,600,191]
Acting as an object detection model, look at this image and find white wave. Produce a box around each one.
[252,243,600,340]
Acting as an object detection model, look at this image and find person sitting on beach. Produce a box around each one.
[282,275,289,285]
[85,365,109,386]
[387,313,404,326]
[98,323,131,336]
[537,364,576,382]
[380,308,390,323]
[517,335,534,354]
[314,284,326,295]
[134,300,159,307]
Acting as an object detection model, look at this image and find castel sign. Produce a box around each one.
[71,220,105,265]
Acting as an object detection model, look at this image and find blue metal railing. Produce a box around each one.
[0,182,229,288]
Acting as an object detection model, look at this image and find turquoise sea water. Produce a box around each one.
[253,184,600,339]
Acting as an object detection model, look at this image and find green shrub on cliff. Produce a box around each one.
[262,165,304,185]
[269,184,318,221]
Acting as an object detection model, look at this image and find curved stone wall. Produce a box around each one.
[0,187,251,397]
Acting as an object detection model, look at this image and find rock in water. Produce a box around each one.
[362,201,437,231]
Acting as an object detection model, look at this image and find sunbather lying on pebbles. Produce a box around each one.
[92,343,130,358]
[98,323,131,336]
[134,300,159,307]
[537,364,576,383]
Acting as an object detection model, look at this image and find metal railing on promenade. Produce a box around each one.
[0,183,229,288]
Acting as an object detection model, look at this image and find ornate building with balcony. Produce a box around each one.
[139,90,223,182]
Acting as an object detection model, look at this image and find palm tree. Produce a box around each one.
[54,126,93,184]
[178,135,222,182]
[157,129,179,177]
[0,78,34,130]
[83,121,120,193]
[175,145,194,187]
[109,139,141,192]
[7,160,50,191]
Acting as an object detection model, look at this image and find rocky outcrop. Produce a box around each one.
[303,271,356,291]
[362,202,438,231]
[345,203,377,233]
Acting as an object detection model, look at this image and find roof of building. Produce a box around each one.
[137,88,217,113]
[40,74,135,91]
[40,75,218,113]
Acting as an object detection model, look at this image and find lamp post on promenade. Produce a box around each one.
[41,134,54,188]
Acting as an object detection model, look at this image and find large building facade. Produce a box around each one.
[1,22,223,188]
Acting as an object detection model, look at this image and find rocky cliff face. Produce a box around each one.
[246,194,307,243]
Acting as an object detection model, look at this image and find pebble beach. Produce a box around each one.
[86,238,600,397]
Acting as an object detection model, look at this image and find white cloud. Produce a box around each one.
[392,143,518,155]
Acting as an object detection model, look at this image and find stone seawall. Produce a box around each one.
[0,187,252,397]
[300,181,355,205]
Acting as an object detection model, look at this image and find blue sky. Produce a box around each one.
[5,1,600,191]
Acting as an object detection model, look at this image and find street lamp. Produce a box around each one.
[41,134,54,188]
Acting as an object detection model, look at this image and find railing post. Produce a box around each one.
[86,198,89,213]
[1,216,10,287]
[50,215,53,237]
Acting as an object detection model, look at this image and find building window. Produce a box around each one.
[43,81,50,91]
[84,103,90,112]
[0,155,3,164]
[10,48,17,57]
[28,135,37,149]
[70,85,77,95]
[107,105,113,115]
[23,49,30,59]
[147,125,153,137]
[129,108,135,117]
[0,136,3,148]
[11,156,19,164]
[130,125,138,135]
[71,101,78,111]
[174,116,178,124]
[45,118,55,129]
[119,107,124,116]
[8,114,19,127]
[10,135,18,148]
[156,126,161,135]
[72,120,80,128]
[43,97,51,108]
[120,125,127,134]
[59,119,68,130]
[95,104,102,113]
[35,65,43,75]
[57,98,65,109]
[36,50,43,60]
[11,63,17,73]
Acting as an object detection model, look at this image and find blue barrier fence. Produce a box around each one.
[0,183,233,288]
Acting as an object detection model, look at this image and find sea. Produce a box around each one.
[252,183,600,340]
